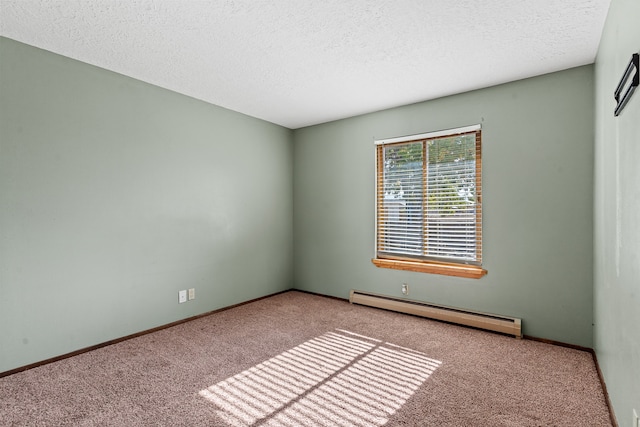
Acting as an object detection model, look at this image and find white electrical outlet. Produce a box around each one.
[401,283,409,295]
[178,290,187,304]
[188,288,195,300]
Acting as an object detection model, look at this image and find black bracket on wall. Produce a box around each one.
[614,53,639,116]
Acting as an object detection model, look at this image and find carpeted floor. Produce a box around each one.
[0,291,612,426]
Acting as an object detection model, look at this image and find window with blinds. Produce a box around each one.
[374,125,483,275]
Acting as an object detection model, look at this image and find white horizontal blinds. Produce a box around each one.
[425,132,480,264]
[375,124,480,145]
[377,141,424,256]
[376,127,482,265]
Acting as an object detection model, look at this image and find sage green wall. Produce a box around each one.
[0,37,293,373]
[594,0,640,424]
[293,66,595,347]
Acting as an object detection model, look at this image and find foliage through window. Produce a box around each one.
[374,125,484,277]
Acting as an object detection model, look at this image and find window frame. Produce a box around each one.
[372,125,487,279]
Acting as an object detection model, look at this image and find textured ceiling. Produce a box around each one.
[0,0,611,129]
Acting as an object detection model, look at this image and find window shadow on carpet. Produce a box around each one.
[200,329,442,426]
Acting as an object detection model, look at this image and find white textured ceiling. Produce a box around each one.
[0,0,610,129]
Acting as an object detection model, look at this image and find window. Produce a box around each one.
[373,125,486,279]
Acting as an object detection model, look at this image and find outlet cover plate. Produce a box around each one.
[178,290,187,303]
[188,288,195,300]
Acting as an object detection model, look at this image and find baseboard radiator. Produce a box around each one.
[349,290,522,338]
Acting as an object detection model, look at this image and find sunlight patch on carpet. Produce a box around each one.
[199,329,441,426]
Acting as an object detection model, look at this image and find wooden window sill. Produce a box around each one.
[372,258,487,279]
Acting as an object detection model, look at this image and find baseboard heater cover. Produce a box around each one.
[349,290,522,338]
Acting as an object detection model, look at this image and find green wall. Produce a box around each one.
[0,37,293,373]
[293,65,595,347]
[594,0,640,425]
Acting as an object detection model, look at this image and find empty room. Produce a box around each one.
[1,1,638,426]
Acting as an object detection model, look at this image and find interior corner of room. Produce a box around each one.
[1,0,638,425]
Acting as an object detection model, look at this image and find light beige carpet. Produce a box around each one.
[0,291,612,426]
